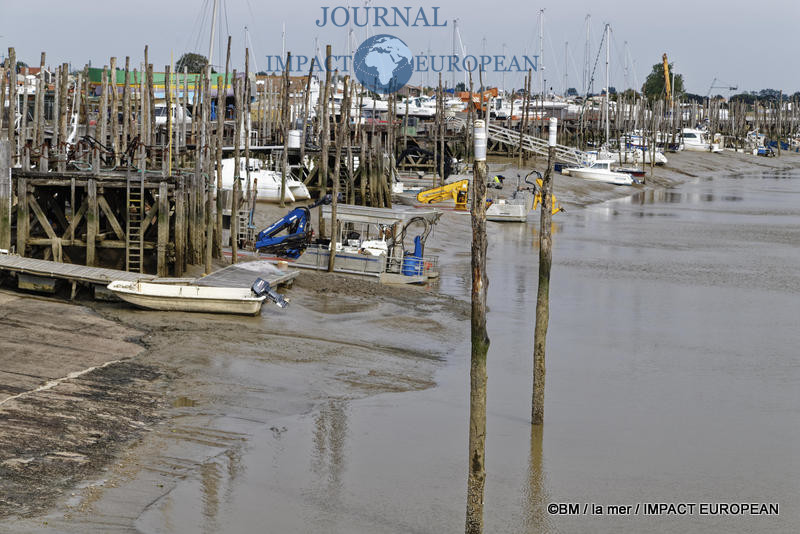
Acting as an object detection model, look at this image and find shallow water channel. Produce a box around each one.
[139,170,800,533]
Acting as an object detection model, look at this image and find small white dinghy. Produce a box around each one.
[486,192,533,222]
[107,281,267,315]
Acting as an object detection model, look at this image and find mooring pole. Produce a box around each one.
[465,117,490,534]
[0,140,11,251]
[532,118,557,425]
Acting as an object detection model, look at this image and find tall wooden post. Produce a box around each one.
[0,140,11,251]
[328,76,349,272]
[122,57,131,156]
[215,36,232,258]
[86,179,98,266]
[318,45,332,232]
[532,118,557,425]
[777,91,782,157]
[280,53,291,208]
[157,181,169,276]
[7,48,17,162]
[109,57,119,166]
[175,178,186,276]
[232,74,241,264]
[16,178,28,257]
[299,58,315,170]
[465,109,490,534]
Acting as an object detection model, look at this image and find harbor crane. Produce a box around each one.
[706,78,738,99]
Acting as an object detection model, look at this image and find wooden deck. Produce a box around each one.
[0,254,154,284]
[195,261,298,289]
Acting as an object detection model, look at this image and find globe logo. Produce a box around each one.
[353,34,413,94]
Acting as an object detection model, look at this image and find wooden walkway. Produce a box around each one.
[0,254,154,284]
[195,261,298,289]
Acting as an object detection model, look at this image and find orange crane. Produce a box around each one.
[662,53,671,105]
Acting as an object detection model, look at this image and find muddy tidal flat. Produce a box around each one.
[1,150,799,533]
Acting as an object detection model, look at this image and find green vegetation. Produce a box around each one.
[641,61,684,100]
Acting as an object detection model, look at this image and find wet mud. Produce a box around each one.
[1,150,799,533]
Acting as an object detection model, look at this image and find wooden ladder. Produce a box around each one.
[125,169,144,273]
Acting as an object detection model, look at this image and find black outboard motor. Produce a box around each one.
[251,278,289,308]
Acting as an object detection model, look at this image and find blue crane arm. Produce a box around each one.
[255,207,310,250]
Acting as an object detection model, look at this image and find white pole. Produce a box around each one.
[539,9,545,99]
[208,0,219,67]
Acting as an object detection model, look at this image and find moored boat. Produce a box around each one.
[107,281,267,315]
[568,159,634,186]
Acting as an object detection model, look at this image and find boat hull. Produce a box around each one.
[107,281,266,315]
[569,169,633,186]
[486,199,531,222]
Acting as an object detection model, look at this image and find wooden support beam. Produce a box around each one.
[16,178,29,256]
[140,202,159,236]
[86,179,98,266]
[157,181,169,276]
[97,195,125,239]
[27,194,58,240]
[28,194,63,262]
[62,200,87,240]
[0,140,11,250]
[175,179,186,276]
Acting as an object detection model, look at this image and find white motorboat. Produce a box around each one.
[569,159,634,186]
[609,148,668,166]
[681,128,722,152]
[219,158,310,203]
[107,281,267,315]
[486,191,533,222]
[399,97,437,118]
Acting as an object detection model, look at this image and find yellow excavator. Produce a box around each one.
[416,179,470,210]
[531,179,564,214]
[525,171,564,215]
[416,174,563,215]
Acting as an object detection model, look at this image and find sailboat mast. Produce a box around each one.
[564,41,568,97]
[208,0,219,66]
[539,9,545,99]
[604,23,610,143]
[583,14,590,96]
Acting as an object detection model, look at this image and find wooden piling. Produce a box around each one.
[86,179,98,266]
[8,48,18,162]
[157,180,168,276]
[532,126,556,426]
[280,53,291,208]
[122,57,131,156]
[175,179,186,276]
[328,76,349,272]
[109,57,119,166]
[466,112,489,534]
[0,140,11,251]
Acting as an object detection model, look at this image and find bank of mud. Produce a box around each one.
[1,148,798,532]
[0,292,168,520]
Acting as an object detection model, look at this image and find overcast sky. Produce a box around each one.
[1,0,797,95]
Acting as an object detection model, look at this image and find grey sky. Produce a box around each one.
[1,0,797,95]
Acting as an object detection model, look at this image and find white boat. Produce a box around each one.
[219,158,310,203]
[569,159,634,186]
[681,128,722,152]
[399,96,437,118]
[107,281,267,315]
[609,148,668,166]
[486,191,533,222]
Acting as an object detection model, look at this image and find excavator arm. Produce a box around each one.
[525,171,565,215]
[416,179,470,210]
